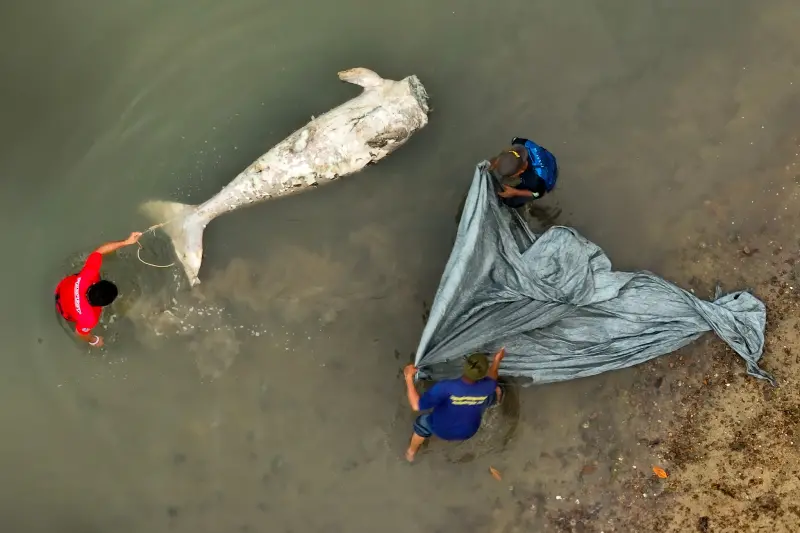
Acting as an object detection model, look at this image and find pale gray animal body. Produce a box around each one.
[141,67,430,285]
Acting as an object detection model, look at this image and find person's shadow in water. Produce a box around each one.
[525,204,563,232]
[444,380,520,464]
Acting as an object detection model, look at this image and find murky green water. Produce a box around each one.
[1,0,798,531]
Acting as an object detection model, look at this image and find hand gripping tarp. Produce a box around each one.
[414,163,776,386]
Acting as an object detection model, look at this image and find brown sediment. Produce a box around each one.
[619,222,800,532]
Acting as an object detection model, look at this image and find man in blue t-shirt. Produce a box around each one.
[402,348,505,462]
[491,137,559,209]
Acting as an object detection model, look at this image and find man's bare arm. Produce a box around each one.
[94,232,142,255]
[403,364,421,411]
[488,347,505,380]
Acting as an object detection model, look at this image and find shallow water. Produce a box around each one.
[1,0,799,531]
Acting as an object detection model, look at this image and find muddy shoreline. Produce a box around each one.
[567,219,800,532]
[620,229,800,533]
[106,190,800,533]
[451,188,800,533]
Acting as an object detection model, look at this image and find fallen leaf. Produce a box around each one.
[489,466,502,481]
[652,466,668,479]
[581,464,598,475]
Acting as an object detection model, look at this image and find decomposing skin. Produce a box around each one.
[141,67,430,285]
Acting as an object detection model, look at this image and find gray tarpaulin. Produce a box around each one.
[414,163,776,386]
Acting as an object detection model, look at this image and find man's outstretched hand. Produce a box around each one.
[125,232,143,245]
[494,347,506,362]
[403,364,417,381]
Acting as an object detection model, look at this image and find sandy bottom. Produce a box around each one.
[511,191,800,532]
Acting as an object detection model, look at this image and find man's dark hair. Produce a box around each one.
[86,280,118,307]
[491,145,528,178]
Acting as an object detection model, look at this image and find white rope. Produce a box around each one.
[135,221,175,269]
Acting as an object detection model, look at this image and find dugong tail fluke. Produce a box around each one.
[141,67,430,286]
[140,200,208,285]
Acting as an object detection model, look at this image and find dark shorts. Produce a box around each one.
[413,413,435,438]
[413,392,498,438]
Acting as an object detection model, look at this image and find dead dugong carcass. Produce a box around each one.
[141,67,430,286]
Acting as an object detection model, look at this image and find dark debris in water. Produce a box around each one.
[421,299,431,324]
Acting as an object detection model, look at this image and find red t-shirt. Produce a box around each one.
[55,252,103,335]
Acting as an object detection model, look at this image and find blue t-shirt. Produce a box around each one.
[511,137,549,199]
[418,377,497,441]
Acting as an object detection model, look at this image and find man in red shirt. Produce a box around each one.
[55,232,142,348]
